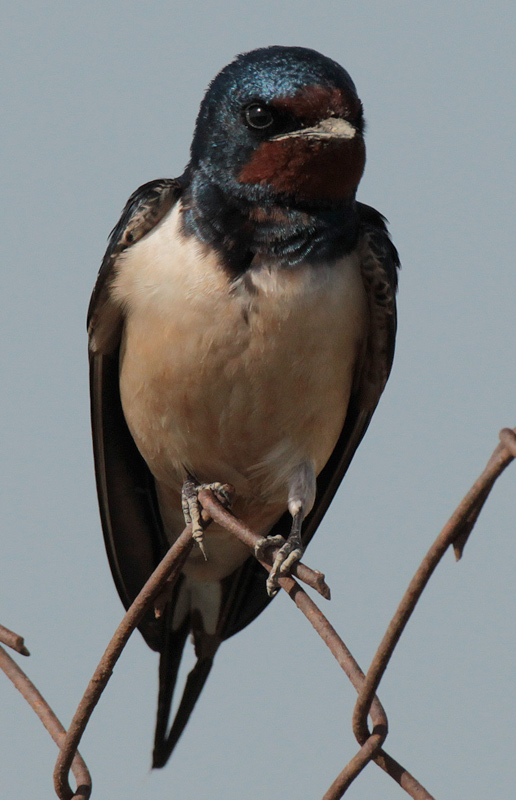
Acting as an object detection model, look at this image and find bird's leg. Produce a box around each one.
[255,462,316,597]
[181,474,233,560]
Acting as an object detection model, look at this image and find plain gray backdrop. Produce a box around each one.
[2,2,514,798]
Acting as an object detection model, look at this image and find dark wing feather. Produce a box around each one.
[89,178,219,765]
[218,202,400,640]
[88,178,182,650]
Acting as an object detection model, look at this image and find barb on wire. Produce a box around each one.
[352,426,516,757]
[0,623,30,656]
[0,635,91,798]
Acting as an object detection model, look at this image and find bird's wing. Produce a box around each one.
[218,202,400,640]
[88,178,182,651]
[89,178,227,768]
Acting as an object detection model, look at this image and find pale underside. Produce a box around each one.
[111,202,367,581]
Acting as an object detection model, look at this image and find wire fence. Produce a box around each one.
[2,426,515,799]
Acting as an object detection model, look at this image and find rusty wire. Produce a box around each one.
[1,428,511,798]
[200,491,433,799]
[0,623,30,656]
[53,524,195,800]
[52,507,335,798]
[323,427,516,798]
[53,426,514,799]
[351,427,516,755]
[0,631,91,797]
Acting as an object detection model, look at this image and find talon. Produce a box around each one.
[266,574,281,597]
[193,528,208,560]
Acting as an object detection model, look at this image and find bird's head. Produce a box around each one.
[188,46,366,209]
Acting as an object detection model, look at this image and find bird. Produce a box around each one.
[88,45,399,768]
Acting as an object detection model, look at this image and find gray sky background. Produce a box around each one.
[2,2,515,798]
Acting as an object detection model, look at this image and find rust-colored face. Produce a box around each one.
[238,85,365,202]
[270,84,361,124]
[239,134,366,202]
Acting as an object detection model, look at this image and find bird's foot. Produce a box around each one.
[255,524,304,597]
[266,537,304,597]
[181,476,233,560]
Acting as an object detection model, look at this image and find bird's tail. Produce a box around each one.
[152,595,221,768]
[151,556,275,768]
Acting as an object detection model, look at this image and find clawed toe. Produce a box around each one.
[181,477,233,559]
[254,534,286,561]
[265,538,304,597]
[279,546,304,574]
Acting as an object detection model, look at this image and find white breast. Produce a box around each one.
[112,201,367,554]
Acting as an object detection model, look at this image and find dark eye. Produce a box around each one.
[243,103,274,130]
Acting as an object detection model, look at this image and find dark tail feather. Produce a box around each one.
[152,611,219,769]
[152,616,189,767]
[152,656,214,768]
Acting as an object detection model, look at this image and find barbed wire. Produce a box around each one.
[1,427,514,798]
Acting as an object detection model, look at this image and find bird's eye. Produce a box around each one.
[243,103,274,130]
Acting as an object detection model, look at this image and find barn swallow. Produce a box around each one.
[88,45,399,767]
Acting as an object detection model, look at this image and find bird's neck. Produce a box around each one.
[180,171,360,274]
